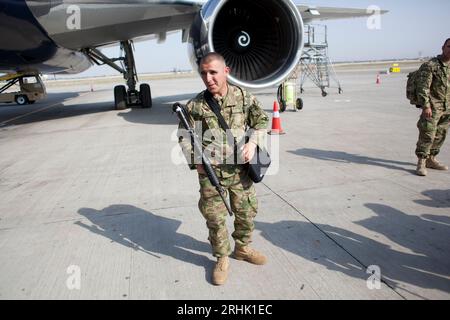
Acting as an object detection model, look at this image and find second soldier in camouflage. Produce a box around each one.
[415,38,450,176]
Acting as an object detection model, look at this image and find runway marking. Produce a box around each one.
[0,92,91,127]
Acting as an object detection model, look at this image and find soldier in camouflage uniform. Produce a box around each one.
[415,38,450,176]
[177,53,269,285]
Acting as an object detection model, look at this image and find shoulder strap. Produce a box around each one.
[237,86,247,105]
[204,90,230,130]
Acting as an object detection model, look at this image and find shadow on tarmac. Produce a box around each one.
[0,90,276,128]
[415,189,450,208]
[0,92,80,109]
[154,93,198,105]
[117,93,198,126]
[0,92,198,127]
[76,205,215,283]
[289,148,416,173]
[0,92,82,125]
[256,202,450,299]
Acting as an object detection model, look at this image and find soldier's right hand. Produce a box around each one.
[197,164,207,175]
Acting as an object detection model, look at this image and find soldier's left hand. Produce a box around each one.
[422,107,432,120]
[242,142,257,163]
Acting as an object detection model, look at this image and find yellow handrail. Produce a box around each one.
[0,72,25,81]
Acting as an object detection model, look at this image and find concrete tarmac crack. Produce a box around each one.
[262,181,407,300]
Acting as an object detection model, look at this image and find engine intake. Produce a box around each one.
[189,0,304,89]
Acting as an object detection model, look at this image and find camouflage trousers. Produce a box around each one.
[416,107,450,158]
[198,169,258,258]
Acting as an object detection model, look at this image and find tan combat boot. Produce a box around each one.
[416,158,427,176]
[234,245,267,265]
[212,256,229,286]
[426,156,448,171]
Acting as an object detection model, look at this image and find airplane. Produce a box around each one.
[0,0,385,110]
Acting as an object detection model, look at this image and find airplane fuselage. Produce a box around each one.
[0,0,91,74]
[0,0,203,75]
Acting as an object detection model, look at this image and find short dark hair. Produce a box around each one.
[199,52,226,66]
[444,38,450,46]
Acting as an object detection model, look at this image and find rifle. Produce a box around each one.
[173,102,233,216]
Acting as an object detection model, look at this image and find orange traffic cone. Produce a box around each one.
[376,74,381,84]
[268,101,285,135]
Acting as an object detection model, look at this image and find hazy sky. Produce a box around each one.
[73,0,450,78]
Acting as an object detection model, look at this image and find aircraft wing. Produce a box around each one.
[32,1,205,50]
[34,1,387,51]
[1,0,388,90]
[297,5,388,23]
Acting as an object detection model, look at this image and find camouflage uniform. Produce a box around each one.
[178,84,269,257]
[415,55,450,158]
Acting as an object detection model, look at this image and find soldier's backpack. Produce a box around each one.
[406,70,421,108]
[406,58,444,108]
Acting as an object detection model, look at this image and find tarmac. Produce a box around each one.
[0,61,449,300]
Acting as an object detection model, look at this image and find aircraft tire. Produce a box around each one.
[114,85,127,110]
[140,83,152,108]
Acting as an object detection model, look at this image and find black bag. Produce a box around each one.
[246,144,271,183]
[204,90,271,183]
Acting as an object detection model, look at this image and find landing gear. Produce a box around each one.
[114,85,127,110]
[139,83,152,109]
[85,40,152,110]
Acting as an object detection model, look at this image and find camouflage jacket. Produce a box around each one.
[416,56,450,110]
[177,84,269,176]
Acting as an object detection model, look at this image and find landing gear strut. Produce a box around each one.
[85,40,152,110]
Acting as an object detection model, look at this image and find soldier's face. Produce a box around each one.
[442,40,450,60]
[200,60,230,96]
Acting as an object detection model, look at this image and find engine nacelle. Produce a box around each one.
[189,0,304,89]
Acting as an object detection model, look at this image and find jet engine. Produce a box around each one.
[189,0,304,89]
